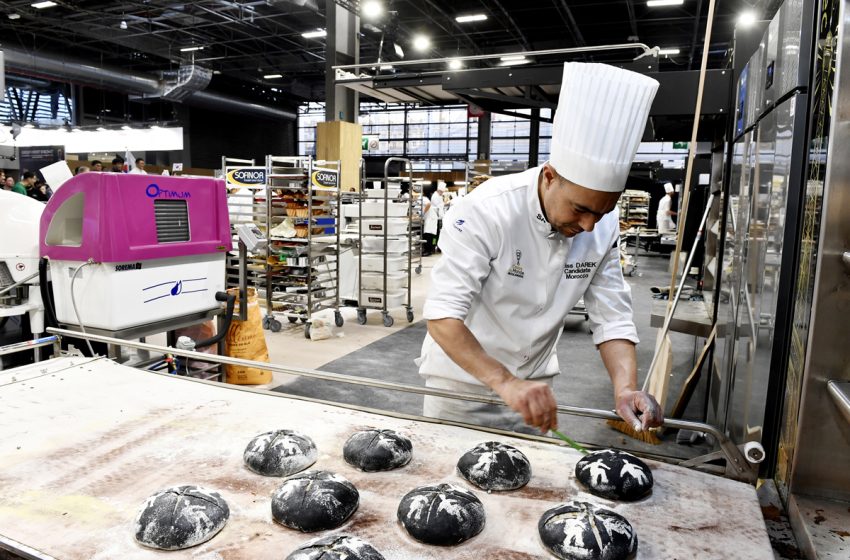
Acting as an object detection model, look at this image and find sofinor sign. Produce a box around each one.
[226,167,267,187]
[311,169,339,188]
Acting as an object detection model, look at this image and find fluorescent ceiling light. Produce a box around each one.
[657,48,680,55]
[499,58,532,66]
[378,65,393,70]
[31,1,57,8]
[413,34,431,52]
[647,0,684,7]
[362,0,383,19]
[302,29,327,39]
[737,11,757,27]
[151,125,162,129]
[456,14,488,23]
[121,125,132,130]
[448,58,463,70]
[393,42,404,58]
[180,46,204,52]
[7,13,21,19]
[263,73,283,79]
[500,55,527,62]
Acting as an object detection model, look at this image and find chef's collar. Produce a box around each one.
[528,165,562,240]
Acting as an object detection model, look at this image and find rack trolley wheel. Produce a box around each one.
[262,316,272,330]
[304,323,311,339]
[357,308,367,325]
[334,311,344,328]
[269,319,282,333]
[382,312,394,328]
[406,308,414,323]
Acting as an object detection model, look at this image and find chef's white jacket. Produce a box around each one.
[418,166,639,386]
[423,191,444,235]
[656,195,676,233]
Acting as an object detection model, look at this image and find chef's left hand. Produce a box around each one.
[615,389,664,432]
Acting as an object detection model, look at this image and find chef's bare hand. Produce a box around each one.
[615,389,664,432]
[493,377,559,433]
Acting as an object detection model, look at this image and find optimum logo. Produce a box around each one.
[226,167,266,187]
[146,184,191,199]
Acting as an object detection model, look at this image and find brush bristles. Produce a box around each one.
[606,419,662,445]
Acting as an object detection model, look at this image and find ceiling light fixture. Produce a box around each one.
[448,58,463,70]
[302,29,327,39]
[119,20,127,29]
[657,48,680,55]
[500,55,527,62]
[455,14,488,23]
[737,11,757,27]
[263,73,283,79]
[412,34,431,52]
[7,13,20,20]
[121,125,132,130]
[151,125,162,129]
[393,43,405,58]
[31,1,57,9]
[361,0,383,19]
[378,65,393,70]
[647,0,684,7]
[180,45,204,52]
[499,58,532,66]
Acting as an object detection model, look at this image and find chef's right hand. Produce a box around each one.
[492,376,559,434]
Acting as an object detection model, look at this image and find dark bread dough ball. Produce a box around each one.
[397,483,485,546]
[538,501,638,560]
[343,429,413,472]
[244,430,317,477]
[574,449,653,501]
[134,485,229,550]
[272,471,359,532]
[456,441,531,491]
[286,534,386,560]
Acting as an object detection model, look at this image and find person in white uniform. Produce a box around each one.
[422,182,446,256]
[656,182,677,234]
[417,62,665,435]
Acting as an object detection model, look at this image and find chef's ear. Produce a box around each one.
[541,163,561,190]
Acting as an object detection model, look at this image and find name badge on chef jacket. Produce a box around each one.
[563,260,597,280]
[507,249,525,279]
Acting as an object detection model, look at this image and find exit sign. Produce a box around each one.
[673,142,689,150]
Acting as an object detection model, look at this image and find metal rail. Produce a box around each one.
[44,327,752,480]
[332,44,656,72]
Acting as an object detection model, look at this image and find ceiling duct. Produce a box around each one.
[161,65,214,102]
[1,46,295,121]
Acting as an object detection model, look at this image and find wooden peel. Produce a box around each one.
[609,0,718,443]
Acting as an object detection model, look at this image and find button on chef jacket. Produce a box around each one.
[418,165,639,386]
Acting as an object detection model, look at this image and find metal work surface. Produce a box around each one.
[0,358,772,559]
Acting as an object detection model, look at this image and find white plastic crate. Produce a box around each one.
[361,236,410,253]
[360,254,408,273]
[361,201,408,217]
[360,289,406,309]
[361,272,407,291]
[361,218,408,236]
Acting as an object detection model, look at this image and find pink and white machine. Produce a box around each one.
[40,173,232,331]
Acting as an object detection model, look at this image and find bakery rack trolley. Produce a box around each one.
[356,157,415,327]
[262,156,343,338]
[221,156,265,306]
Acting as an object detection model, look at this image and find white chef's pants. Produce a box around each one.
[422,376,554,435]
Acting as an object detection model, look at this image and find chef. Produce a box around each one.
[417,62,665,435]
[656,182,678,234]
[422,182,446,256]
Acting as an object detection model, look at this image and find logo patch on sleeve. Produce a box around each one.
[453,219,466,232]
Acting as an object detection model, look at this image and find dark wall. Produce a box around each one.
[178,105,297,169]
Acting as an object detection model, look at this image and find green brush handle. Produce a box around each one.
[551,429,589,455]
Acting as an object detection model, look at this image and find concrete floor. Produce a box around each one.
[266,250,713,460]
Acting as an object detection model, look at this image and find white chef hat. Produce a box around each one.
[664,182,674,193]
[550,62,659,192]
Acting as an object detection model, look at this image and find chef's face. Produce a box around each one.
[539,164,620,237]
